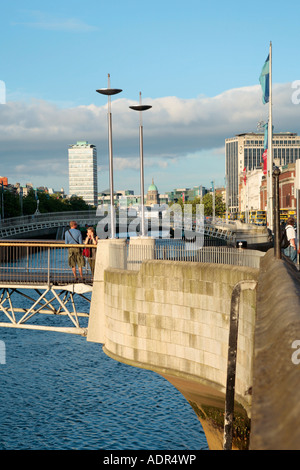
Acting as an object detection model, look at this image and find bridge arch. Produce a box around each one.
[0,211,99,239]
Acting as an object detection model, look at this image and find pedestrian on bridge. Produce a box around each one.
[282,217,297,264]
[84,227,98,275]
[65,221,85,281]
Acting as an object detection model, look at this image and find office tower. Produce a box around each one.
[225,132,300,213]
[68,141,98,206]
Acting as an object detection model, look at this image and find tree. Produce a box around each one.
[201,192,226,217]
[22,190,92,215]
[66,195,91,211]
[1,190,21,218]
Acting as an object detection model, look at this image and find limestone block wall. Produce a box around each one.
[250,250,300,450]
[102,260,259,414]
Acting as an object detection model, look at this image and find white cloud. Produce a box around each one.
[13,11,99,32]
[0,82,299,190]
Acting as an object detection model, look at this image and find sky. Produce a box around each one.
[0,0,300,196]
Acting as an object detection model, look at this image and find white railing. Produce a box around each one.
[0,242,96,285]
[0,239,264,286]
[126,240,264,271]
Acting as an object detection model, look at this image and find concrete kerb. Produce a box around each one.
[87,238,127,344]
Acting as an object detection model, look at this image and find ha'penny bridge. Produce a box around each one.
[0,212,300,451]
[0,240,94,336]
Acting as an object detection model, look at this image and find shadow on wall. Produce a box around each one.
[250,249,300,450]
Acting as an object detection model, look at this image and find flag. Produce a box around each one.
[259,54,270,104]
[263,122,268,150]
[243,167,247,185]
[261,121,273,175]
[262,149,268,175]
[262,123,268,174]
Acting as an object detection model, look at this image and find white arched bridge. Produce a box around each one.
[0,210,238,242]
[0,211,100,239]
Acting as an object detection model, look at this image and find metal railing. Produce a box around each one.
[0,211,100,239]
[0,210,97,228]
[127,240,264,271]
[0,239,264,286]
[0,242,96,285]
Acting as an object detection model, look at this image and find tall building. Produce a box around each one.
[68,141,98,206]
[225,132,300,213]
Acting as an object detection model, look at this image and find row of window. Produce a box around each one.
[245,140,300,146]
[244,148,300,170]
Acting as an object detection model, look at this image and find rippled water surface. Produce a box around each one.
[0,291,208,450]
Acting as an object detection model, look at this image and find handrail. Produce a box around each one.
[0,210,97,227]
[0,241,97,248]
[0,242,96,286]
[223,280,258,450]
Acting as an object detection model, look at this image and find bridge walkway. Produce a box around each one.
[0,241,95,336]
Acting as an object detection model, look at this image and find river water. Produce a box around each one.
[0,290,208,451]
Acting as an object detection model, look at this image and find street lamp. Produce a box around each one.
[129,92,152,237]
[211,180,215,223]
[34,189,40,215]
[96,74,122,239]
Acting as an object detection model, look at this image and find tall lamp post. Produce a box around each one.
[273,167,281,259]
[97,74,122,239]
[211,180,215,223]
[129,92,152,237]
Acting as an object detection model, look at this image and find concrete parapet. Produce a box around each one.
[127,237,155,270]
[250,249,300,450]
[87,238,127,343]
[102,261,258,413]
[88,240,260,449]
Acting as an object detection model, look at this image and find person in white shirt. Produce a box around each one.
[284,217,297,264]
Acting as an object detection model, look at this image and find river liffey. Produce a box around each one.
[0,290,208,451]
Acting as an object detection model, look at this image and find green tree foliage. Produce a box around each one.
[0,189,21,218]
[170,193,226,217]
[1,189,92,219]
[201,192,226,217]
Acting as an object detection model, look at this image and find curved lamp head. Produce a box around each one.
[129,104,152,111]
[96,88,122,96]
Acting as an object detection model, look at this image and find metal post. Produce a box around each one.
[267,41,273,232]
[96,75,122,239]
[139,124,145,236]
[211,180,215,223]
[129,92,152,237]
[273,167,281,259]
[47,248,51,286]
[297,189,300,269]
[223,280,257,450]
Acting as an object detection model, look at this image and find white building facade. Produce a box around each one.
[239,168,263,213]
[68,141,98,206]
[225,132,300,214]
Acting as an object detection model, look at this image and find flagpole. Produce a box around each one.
[267,41,273,231]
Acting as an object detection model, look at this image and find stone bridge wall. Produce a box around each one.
[87,239,259,449]
[250,249,300,450]
[87,240,300,449]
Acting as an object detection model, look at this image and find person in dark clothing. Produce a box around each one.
[65,221,85,280]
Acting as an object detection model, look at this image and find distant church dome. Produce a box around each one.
[146,178,159,206]
[148,179,158,192]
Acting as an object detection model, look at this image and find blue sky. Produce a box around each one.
[1,0,300,195]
